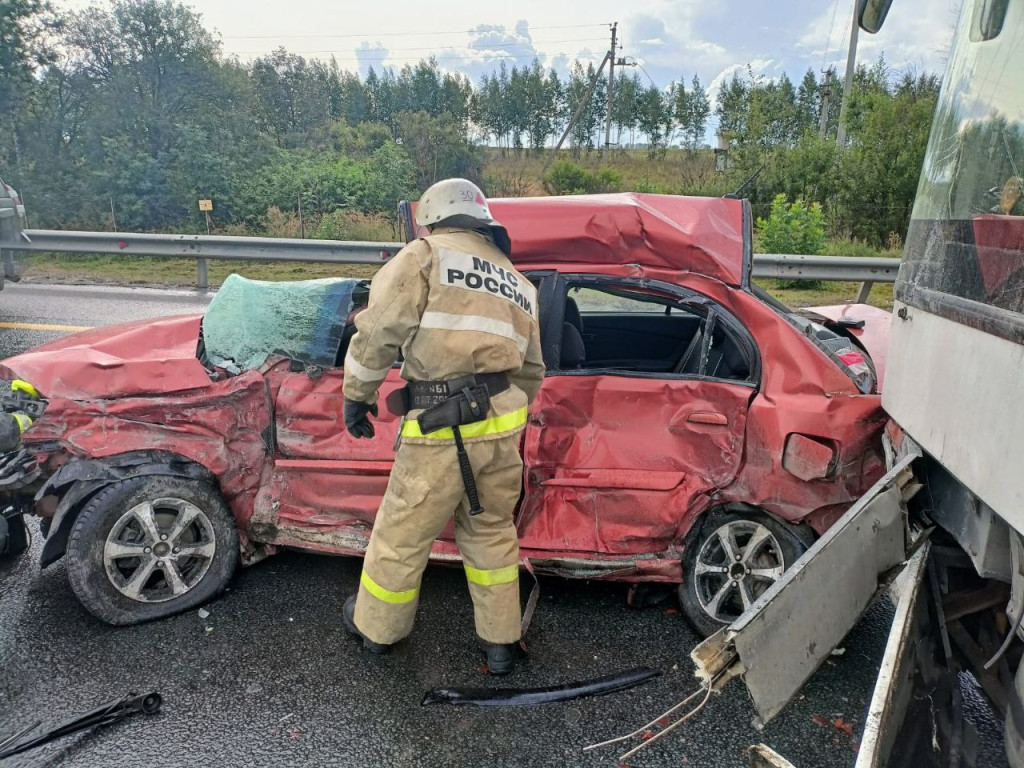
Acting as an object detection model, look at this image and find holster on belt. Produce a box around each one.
[416,385,491,433]
[386,373,509,517]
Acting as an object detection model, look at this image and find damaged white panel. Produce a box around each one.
[693,451,919,726]
[855,541,931,768]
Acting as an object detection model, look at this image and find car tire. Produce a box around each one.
[65,475,238,625]
[678,509,810,638]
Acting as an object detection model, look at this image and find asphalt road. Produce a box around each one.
[0,282,1006,768]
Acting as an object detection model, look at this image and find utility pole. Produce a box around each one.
[835,0,860,146]
[604,22,618,149]
[818,70,832,138]
[544,51,611,172]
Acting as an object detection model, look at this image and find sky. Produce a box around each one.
[60,0,960,108]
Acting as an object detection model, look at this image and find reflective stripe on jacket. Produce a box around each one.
[343,227,544,444]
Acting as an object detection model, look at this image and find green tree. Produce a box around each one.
[637,85,670,156]
[837,72,938,244]
[678,73,709,149]
[395,110,482,191]
[716,71,749,144]
[0,0,57,167]
[611,71,639,146]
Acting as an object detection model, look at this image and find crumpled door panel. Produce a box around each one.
[519,374,753,554]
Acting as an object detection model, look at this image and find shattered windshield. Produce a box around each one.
[201,274,367,372]
[901,0,1024,321]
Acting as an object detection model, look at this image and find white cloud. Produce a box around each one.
[798,0,957,75]
[355,42,388,78]
[706,58,774,112]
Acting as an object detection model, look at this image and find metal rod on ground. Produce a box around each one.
[618,680,715,761]
[583,684,707,751]
[604,22,617,150]
[543,51,611,173]
[835,0,860,147]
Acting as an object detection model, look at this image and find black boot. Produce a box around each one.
[478,638,516,676]
[343,596,391,654]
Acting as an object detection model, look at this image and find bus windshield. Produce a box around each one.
[899,0,1024,337]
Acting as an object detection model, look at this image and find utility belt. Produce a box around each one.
[389,372,510,413]
[385,373,511,517]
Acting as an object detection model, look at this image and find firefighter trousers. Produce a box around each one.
[352,434,523,645]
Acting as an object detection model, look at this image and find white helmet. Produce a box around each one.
[416,178,495,227]
[415,178,511,255]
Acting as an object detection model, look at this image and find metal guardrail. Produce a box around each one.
[8,229,402,289]
[2,229,900,296]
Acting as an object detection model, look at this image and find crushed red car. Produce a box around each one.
[0,194,889,635]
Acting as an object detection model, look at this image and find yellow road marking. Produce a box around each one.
[0,321,93,332]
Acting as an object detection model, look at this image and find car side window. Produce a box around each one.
[556,283,754,382]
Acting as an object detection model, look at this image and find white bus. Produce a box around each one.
[694,1,1024,765]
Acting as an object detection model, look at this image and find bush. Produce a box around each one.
[825,238,891,259]
[757,194,827,289]
[315,211,394,241]
[543,159,623,195]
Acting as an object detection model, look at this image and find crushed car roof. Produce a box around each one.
[411,193,749,286]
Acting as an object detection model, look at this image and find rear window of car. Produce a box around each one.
[569,287,671,313]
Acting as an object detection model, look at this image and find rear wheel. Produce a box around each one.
[679,509,810,637]
[65,475,238,625]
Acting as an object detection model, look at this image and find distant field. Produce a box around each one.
[482,146,731,197]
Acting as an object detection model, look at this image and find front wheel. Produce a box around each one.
[65,475,238,625]
[678,509,810,638]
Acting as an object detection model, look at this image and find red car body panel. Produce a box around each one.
[4,195,889,583]
[482,194,748,286]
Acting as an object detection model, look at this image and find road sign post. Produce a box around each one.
[197,200,213,290]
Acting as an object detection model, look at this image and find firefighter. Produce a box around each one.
[341,178,544,675]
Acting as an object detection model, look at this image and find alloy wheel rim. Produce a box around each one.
[103,497,216,603]
[694,520,785,623]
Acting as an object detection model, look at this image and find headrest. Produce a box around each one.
[564,297,583,331]
[560,322,586,368]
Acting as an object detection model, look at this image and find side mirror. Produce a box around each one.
[858,0,893,33]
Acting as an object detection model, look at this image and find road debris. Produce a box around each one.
[0,691,161,759]
[421,667,660,708]
[584,666,733,761]
[747,743,797,767]
[198,608,211,619]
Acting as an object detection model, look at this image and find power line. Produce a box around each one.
[637,63,660,89]
[233,37,603,55]
[223,23,610,40]
[821,0,842,70]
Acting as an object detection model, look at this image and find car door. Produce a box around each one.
[265,364,406,538]
[263,271,565,545]
[517,277,759,556]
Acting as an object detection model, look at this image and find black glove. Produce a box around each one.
[344,398,378,439]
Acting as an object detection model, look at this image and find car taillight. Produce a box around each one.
[817,334,876,394]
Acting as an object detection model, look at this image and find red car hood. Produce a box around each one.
[0,314,211,399]
[413,193,750,287]
[802,303,892,386]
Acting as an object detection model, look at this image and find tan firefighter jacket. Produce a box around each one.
[343,226,544,445]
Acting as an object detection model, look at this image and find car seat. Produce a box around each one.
[560,323,586,369]
[564,297,584,335]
